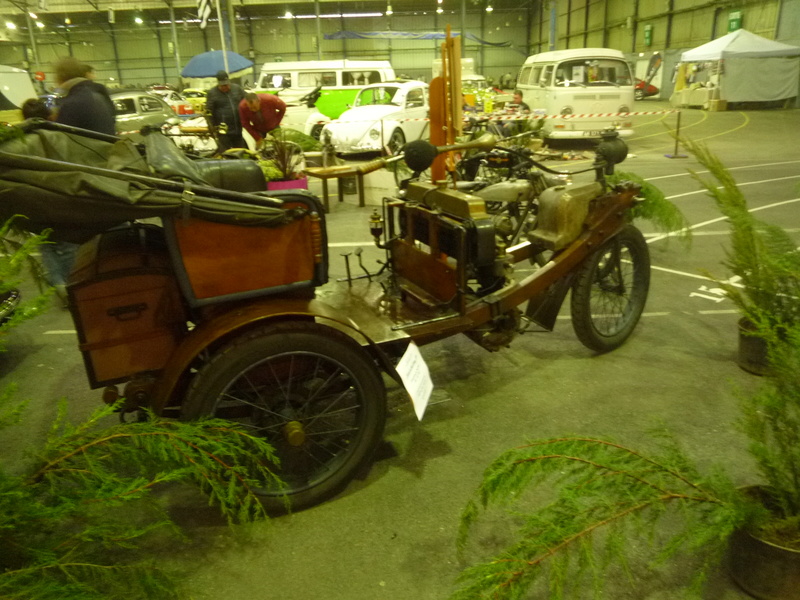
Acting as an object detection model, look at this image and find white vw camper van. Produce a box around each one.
[256,60,395,120]
[516,48,635,139]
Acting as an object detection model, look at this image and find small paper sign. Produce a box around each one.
[396,341,433,420]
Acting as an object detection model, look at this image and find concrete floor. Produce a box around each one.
[2,99,799,599]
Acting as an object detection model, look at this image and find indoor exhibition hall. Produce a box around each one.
[1,0,800,599]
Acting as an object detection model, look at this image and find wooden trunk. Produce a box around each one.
[164,200,325,307]
[68,224,188,388]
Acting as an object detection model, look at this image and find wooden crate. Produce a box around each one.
[68,225,187,388]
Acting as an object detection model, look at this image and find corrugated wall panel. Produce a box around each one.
[0,1,788,92]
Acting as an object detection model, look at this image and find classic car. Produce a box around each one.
[320,80,429,155]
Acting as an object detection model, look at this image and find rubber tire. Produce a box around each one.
[310,123,324,140]
[570,224,650,353]
[388,128,406,155]
[634,89,645,101]
[181,322,387,513]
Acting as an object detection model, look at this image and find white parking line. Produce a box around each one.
[664,175,800,200]
[648,197,800,243]
[645,160,800,182]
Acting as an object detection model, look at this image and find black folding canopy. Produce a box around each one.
[0,121,305,243]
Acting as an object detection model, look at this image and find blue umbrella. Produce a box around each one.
[181,50,253,78]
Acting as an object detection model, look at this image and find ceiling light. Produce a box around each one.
[486,3,494,12]
[64,16,71,24]
[436,7,443,13]
[5,21,16,30]
[284,10,293,18]
[385,4,393,15]
[134,16,143,24]
[28,12,38,19]
[283,11,382,19]
[36,21,44,28]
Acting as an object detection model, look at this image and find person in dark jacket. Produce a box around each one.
[54,56,116,136]
[81,63,116,118]
[205,70,247,152]
[40,57,117,299]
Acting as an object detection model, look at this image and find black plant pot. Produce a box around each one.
[729,527,800,599]
[729,486,800,599]
[737,317,769,375]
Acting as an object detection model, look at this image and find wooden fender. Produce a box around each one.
[150,297,397,414]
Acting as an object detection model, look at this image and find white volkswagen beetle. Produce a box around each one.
[320,80,429,155]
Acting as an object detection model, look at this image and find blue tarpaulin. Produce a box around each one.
[181,50,254,78]
[324,31,511,47]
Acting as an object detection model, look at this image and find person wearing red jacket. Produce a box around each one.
[238,92,287,146]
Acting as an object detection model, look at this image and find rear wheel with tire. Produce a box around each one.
[570,225,650,352]
[181,323,387,513]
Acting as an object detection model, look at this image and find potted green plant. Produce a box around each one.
[453,326,800,599]
[682,138,800,374]
[260,128,320,191]
[451,147,800,600]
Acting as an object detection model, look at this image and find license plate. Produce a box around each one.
[584,130,602,137]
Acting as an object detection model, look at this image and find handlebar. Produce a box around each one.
[304,133,499,180]
[304,130,627,182]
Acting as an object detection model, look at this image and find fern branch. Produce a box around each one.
[518,437,720,497]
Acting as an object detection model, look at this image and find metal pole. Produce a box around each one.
[108,22,123,85]
[155,26,168,84]
[215,0,229,74]
[294,17,301,60]
[665,110,687,159]
[226,0,238,54]
[461,0,466,58]
[315,0,322,59]
[25,13,40,72]
[168,1,182,86]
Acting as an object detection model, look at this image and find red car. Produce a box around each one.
[150,90,195,118]
[635,78,659,100]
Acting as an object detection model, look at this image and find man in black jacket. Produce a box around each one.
[54,57,116,136]
[205,70,247,152]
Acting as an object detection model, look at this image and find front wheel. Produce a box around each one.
[570,225,650,352]
[387,128,406,155]
[181,323,387,513]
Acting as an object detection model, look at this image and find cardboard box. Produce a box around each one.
[708,99,728,112]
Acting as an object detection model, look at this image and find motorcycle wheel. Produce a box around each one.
[181,322,387,513]
[570,224,650,352]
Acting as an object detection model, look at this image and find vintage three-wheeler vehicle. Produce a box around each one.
[0,119,649,512]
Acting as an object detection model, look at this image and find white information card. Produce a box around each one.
[395,341,433,420]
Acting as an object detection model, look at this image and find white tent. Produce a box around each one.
[680,29,800,103]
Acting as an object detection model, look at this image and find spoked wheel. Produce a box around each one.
[181,323,387,513]
[570,225,650,352]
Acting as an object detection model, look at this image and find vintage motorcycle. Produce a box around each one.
[0,119,649,512]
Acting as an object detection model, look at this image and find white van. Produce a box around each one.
[255,60,395,120]
[0,65,38,123]
[516,48,635,139]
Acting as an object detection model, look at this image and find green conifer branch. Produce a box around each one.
[454,435,743,599]
[607,171,691,244]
